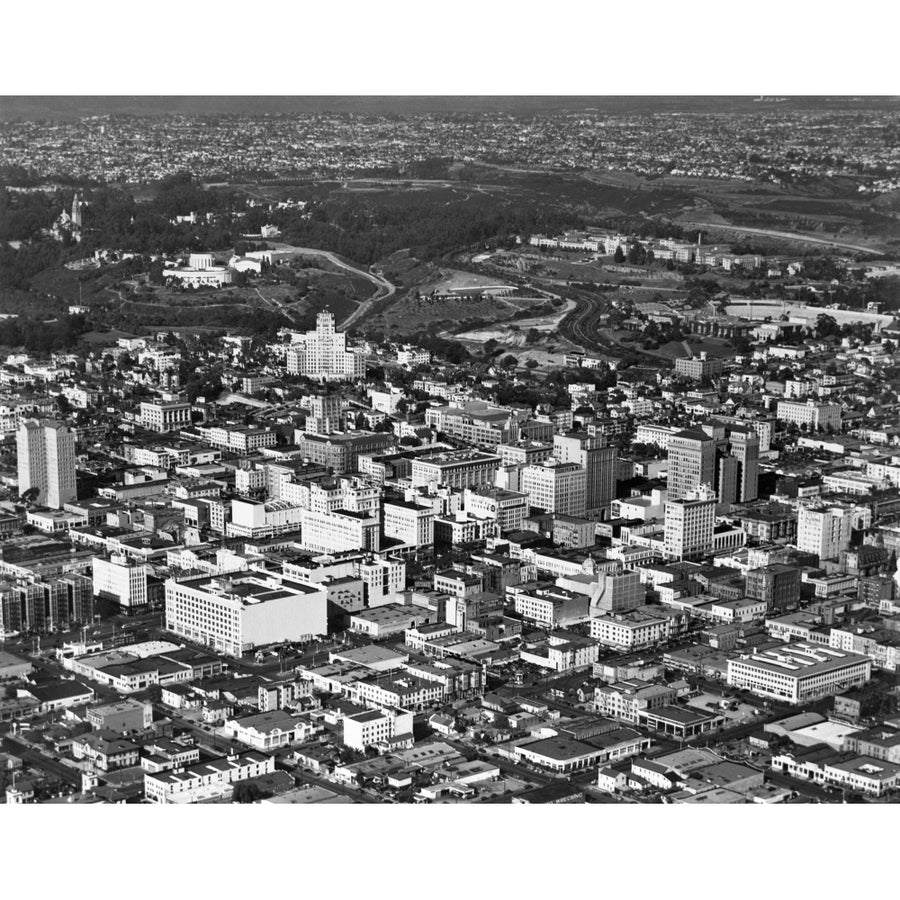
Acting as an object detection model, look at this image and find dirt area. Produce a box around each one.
[427,268,515,293]
[452,298,576,342]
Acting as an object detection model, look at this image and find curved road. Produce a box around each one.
[678,220,883,256]
[271,244,396,328]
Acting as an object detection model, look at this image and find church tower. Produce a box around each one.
[71,193,83,229]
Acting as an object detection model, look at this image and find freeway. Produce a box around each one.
[678,220,883,256]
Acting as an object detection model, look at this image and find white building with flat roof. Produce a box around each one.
[17,419,77,509]
[165,572,327,657]
[727,642,871,704]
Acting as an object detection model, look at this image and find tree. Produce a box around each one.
[815,313,839,339]
[525,359,539,369]
[613,246,625,264]
[55,394,73,417]
[500,354,518,369]
[19,487,40,507]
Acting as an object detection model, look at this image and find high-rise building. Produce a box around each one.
[304,393,343,435]
[17,419,77,509]
[553,432,616,519]
[286,311,366,382]
[664,485,716,561]
[590,570,644,614]
[666,430,716,501]
[797,502,868,562]
[726,425,759,504]
[745,564,801,612]
[521,459,587,518]
[705,421,759,507]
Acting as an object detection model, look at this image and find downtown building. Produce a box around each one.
[663,486,716,562]
[726,642,871,704]
[17,419,77,509]
[521,459,587,518]
[164,571,328,657]
[553,432,617,519]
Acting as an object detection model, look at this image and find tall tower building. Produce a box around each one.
[305,393,343,435]
[725,425,759,504]
[521,459,587,518]
[797,502,865,563]
[664,485,716,562]
[17,419,77,509]
[667,430,716,501]
[553,432,616,519]
[71,192,83,229]
[286,311,365,382]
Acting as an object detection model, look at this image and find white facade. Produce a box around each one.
[165,572,328,657]
[343,707,414,750]
[663,487,716,561]
[727,643,871,704]
[299,508,380,555]
[776,400,841,431]
[92,555,150,608]
[286,312,365,382]
[521,460,587,518]
[383,501,435,548]
[797,503,868,561]
[17,419,77,509]
[144,752,274,804]
[139,401,191,434]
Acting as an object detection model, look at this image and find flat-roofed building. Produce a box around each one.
[727,642,871,704]
[165,572,327,657]
[521,459,587,518]
[139,400,191,434]
[144,751,274,804]
[411,450,501,490]
[776,399,841,431]
[342,707,414,751]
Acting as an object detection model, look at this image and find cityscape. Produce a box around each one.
[2,93,900,809]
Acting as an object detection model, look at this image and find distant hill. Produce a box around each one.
[1,95,898,122]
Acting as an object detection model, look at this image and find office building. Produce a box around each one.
[745,564,801,612]
[139,401,191,433]
[164,572,328,657]
[299,508,381,555]
[17,419,77,509]
[553,432,617,519]
[667,430,716,501]
[411,450,501,490]
[797,502,868,563]
[590,570,644,614]
[92,555,151,610]
[664,486,716,562]
[521,459,587,518]
[727,643,871,704]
